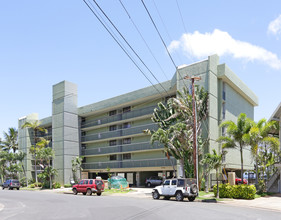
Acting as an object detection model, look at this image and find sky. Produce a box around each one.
[1,0,281,139]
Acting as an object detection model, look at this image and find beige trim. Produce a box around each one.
[83,166,175,173]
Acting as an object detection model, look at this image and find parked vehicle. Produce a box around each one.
[2,179,20,190]
[152,178,198,201]
[235,177,248,185]
[145,176,163,187]
[72,179,104,196]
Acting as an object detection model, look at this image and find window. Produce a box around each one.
[123,122,131,129]
[110,155,117,161]
[109,125,117,131]
[222,102,226,120]
[109,140,117,146]
[81,117,86,123]
[81,131,86,136]
[122,153,131,160]
[163,180,170,186]
[123,106,131,113]
[171,180,177,185]
[84,180,88,185]
[222,82,226,101]
[89,180,93,184]
[79,180,83,185]
[123,138,131,144]
[109,110,117,116]
[82,144,86,149]
[177,179,185,187]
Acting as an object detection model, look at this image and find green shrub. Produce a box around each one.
[34,182,42,187]
[53,182,61,189]
[213,184,256,200]
[28,178,35,185]
[29,184,35,188]
[42,181,50,189]
[20,177,27,187]
[64,184,72,188]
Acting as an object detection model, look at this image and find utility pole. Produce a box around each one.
[184,75,201,188]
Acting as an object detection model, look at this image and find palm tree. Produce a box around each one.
[1,128,18,153]
[71,156,84,183]
[145,87,208,178]
[243,119,279,186]
[217,113,252,185]
[14,151,28,186]
[21,120,47,182]
[201,149,226,198]
[0,151,8,183]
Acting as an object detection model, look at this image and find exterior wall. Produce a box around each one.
[52,81,79,185]
[18,113,39,180]
[18,54,258,186]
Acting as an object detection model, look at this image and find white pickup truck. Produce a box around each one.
[152,178,198,201]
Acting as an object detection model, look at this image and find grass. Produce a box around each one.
[103,188,133,194]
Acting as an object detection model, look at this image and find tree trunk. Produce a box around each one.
[255,156,258,187]
[216,168,219,198]
[21,164,28,187]
[240,146,244,184]
[178,158,185,178]
[34,157,38,183]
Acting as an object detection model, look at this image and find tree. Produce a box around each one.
[1,128,18,153]
[71,156,84,183]
[243,119,279,186]
[14,151,28,186]
[201,149,226,198]
[21,121,47,182]
[0,151,8,183]
[146,87,208,178]
[217,113,252,185]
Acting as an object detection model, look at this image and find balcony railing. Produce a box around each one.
[81,123,158,143]
[81,142,163,156]
[81,105,156,129]
[82,158,176,170]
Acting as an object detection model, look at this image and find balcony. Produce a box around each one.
[81,142,163,156]
[81,105,156,129]
[82,158,176,170]
[81,123,158,143]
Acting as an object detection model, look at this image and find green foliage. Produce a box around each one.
[213,184,256,200]
[34,182,42,187]
[53,182,61,189]
[28,178,35,185]
[64,184,72,188]
[29,184,35,188]
[42,181,50,189]
[20,177,27,187]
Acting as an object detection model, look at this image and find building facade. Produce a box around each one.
[18,55,258,186]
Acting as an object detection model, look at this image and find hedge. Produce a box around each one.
[213,184,256,200]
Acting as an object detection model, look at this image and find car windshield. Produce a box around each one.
[12,180,19,183]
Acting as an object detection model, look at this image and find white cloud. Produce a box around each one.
[268,15,281,35]
[168,29,281,70]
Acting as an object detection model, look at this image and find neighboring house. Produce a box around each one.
[267,103,281,193]
[18,54,258,186]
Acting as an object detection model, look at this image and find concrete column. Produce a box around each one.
[52,81,79,185]
[136,172,140,187]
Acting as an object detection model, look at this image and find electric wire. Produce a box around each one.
[152,0,184,65]
[140,0,189,89]
[92,0,170,96]
[175,0,195,62]
[119,0,169,81]
[82,0,163,96]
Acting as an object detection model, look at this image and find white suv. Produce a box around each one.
[152,178,198,201]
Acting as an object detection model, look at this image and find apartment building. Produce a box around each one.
[18,54,258,186]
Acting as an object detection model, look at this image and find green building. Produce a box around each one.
[18,54,258,186]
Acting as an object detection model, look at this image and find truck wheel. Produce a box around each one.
[96,183,102,190]
[175,191,183,201]
[97,192,102,196]
[86,189,92,196]
[188,196,195,202]
[152,190,160,199]
[73,188,78,195]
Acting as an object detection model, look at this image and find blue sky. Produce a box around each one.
[1,0,281,139]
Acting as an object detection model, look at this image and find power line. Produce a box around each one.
[140,0,189,89]
[82,0,163,96]
[119,0,169,81]
[175,0,195,62]
[152,0,184,65]
[92,0,170,96]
